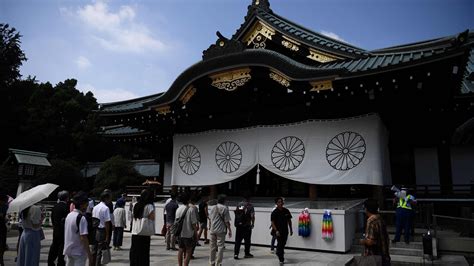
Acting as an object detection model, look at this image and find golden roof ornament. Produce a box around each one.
[202,31,244,61]
[250,0,271,12]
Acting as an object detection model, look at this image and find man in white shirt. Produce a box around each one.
[63,191,92,266]
[175,193,198,266]
[209,194,232,266]
[92,191,112,266]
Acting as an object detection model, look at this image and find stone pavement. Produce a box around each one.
[4,228,355,265]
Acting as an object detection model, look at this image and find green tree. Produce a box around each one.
[35,159,85,193]
[0,24,26,88]
[22,79,100,160]
[93,155,145,196]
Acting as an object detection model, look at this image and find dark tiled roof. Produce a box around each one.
[461,46,474,94]
[232,7,368,58]
[317,47,449,74]
[100,92,163,113]
[101,125,146,135]
[259,11,368,57]
[316,30,473,75]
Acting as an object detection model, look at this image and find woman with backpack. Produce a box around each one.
[130,189,155,266]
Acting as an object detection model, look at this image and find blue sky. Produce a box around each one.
[1,0,473,103]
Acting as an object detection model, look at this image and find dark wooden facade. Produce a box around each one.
[97,0,474,198]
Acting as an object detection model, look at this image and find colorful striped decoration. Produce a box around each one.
[298,208,311,237]
[322,210,334,241]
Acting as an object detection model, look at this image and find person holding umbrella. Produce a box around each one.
[17,204,43,265]
[7,183,59,266]
[0,193,8,266]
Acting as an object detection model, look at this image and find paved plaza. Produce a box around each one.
[3,228,355,266]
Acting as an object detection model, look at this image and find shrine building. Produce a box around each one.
[97,0,474,201]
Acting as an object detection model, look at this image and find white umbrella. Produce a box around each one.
[7,183,59,213]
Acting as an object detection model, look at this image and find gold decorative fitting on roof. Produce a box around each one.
[243,21,275,49]
[307,48,339,63]
[281,36,300,52]
[269,70,291,87]
[210,68,252,91]
[155,105,171,115]
[310,80,333,92]
[180,85,196,105]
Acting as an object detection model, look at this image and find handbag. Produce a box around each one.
[136,217,155,236]
[100,247,111,264]
[351,255,383,266]
[161,224,167,235]
[270,228,276,237]
[170,207,189,237]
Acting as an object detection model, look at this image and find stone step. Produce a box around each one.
[352,237,423,249]
[348,254,469,266]
[355,232,424,242]
[352,244,423,257]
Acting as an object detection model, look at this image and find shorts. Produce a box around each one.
[199,220,208,229]
[0,223,7,250]
[178,237,195,249]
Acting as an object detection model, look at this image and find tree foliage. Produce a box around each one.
[35,159,85,193]
[0,24,26,88]
[93,155,145,196]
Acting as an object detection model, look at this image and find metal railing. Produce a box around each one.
[432,214,474,237]
[383,184,474,199]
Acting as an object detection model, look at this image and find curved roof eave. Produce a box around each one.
[142,49,347,108]
[231,6,368,58]
[99,92,164,113]
[371,30,473,54]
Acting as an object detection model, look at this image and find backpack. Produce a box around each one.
[76,213,100,245]
[170,207,189,237]
[234,203,251,227]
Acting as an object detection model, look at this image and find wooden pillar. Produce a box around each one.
[171,186,178,195]
[308,184,317,200]
[158,158,165,194]
[372,185,384,209]
[438,140,453,194]
[209,185,217,199]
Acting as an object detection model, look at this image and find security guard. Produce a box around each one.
[392,187,416,244]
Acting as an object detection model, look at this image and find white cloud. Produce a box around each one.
[321,30,347,43]
[74,1,165,53]
[76,56,91,69]
[79,83,139,103]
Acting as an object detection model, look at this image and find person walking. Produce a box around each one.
[360,199,391,266]
[112,199,126,250]
[48,190,69,266]
[176,193,198,266]
[63,191,93,266]
[270,203,277,253]
[271,197,293,265]
[208,194,232,266]
[0,193,8,266]
[130,189,155,266]
[165,193,178,251]
[17,204,43,266]
[233,192,255,259]
[103,190,114,249]
[92,191,112,266]
[392,187,416,244]
[197,196,209,245]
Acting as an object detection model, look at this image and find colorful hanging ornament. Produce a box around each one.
[298,208,311,237]
[322,210,334,241]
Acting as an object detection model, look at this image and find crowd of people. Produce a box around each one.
[0,187,419,266]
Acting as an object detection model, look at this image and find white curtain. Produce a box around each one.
[171,114,391,186]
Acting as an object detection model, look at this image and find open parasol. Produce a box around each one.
[7,183,59,213]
